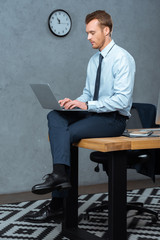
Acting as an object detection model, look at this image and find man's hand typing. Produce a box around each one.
[59,99,87,110]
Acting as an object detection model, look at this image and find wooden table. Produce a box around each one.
[62,132,160,240]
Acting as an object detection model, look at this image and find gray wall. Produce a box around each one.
[0,0,160,194]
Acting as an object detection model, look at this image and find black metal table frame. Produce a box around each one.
[62,146,127,240]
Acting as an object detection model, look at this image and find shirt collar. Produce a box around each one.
[100,40,115,58]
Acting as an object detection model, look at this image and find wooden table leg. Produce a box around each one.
[108,151,127,240]
[62,146,103,240]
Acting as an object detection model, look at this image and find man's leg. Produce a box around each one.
[69,112,126,143]
[31,110,88,195]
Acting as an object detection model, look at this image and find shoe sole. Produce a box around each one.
[32,182,71,195]
[24,214,63,223]
[24,211,63,223]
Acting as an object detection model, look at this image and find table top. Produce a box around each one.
[75,129,160,152]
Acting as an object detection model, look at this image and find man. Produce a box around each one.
[24,10,135,222]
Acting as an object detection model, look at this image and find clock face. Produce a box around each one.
[48,9,72,37]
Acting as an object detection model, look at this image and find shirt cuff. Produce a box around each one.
[87,101,98,111]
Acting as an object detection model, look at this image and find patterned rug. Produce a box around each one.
[0,187,160,240]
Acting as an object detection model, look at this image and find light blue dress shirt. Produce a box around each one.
[77,40,136,117]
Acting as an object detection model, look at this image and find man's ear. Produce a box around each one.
[104,26,110,36]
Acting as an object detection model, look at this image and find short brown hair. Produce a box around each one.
[85,10,113,33]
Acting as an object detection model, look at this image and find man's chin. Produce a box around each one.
[92,45,98,49]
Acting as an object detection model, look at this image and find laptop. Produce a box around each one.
[30,83,87,111]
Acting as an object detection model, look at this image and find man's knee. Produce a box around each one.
[47,111,59,128]
[47,111,54,122]
[47,110,67,128]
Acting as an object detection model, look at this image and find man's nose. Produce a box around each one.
[87,33,91,40]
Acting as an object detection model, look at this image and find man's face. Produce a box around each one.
[86,19,109,51]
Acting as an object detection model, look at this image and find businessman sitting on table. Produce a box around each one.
[25,10,135,222]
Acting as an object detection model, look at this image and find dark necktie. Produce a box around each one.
[93,54,103,100]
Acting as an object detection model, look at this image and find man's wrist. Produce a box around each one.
[86,101,88,109]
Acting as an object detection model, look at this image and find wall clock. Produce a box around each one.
[48,9,72,37]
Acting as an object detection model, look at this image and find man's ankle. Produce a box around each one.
[53,164,66,176]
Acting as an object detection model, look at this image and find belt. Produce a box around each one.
[98,111,129,120]
[115,111,129,120]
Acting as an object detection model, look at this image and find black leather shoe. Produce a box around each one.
[32,172,71,195]
[24,203,63,223]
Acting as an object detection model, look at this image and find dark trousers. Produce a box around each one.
[47,110,127,198]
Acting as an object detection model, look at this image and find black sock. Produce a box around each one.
[53,164,66,176]
[49,197,63,210]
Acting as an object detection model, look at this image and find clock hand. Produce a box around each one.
[57,18,60,24]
